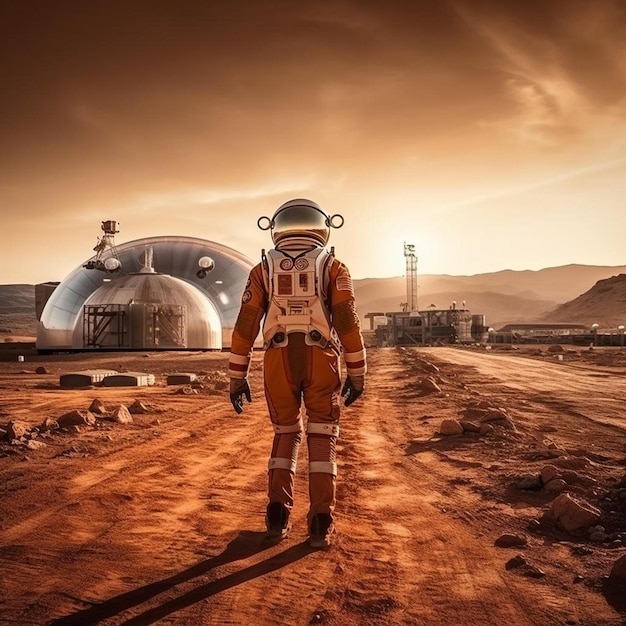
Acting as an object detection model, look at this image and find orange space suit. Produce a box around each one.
[228,199,367,548]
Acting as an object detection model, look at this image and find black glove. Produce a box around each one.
[229,378,251,414]
[341,375,364,407]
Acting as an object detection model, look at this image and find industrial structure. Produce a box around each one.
[36,222,255,352]
[403,243,418,312]
[366,244,489,346]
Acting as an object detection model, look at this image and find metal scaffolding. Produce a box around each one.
[404,243,418,312]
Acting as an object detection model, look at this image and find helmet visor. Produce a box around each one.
[272,204,329,245]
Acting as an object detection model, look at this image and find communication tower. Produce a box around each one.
[404,243,418,312]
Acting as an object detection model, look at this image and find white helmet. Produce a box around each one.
[258,198,344,246]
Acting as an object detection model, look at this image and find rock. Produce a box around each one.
[419,377,441,394]
[440,419,464,436]
[499,417,518,431]
[175,386,198,395]
[553,456,591,470]
[589,531,608,543]
[464,406,488,419]
[524,565,546,579]
[545,493,602,533]
[129,400,150,414]
[547,344,565,352]
[7,420,30,440]
[460,420,480,433]
[517,475,542,491]
[417,359,440,374]
[480,408,509,423]
[88,398,108,415]
[609,554,626,584]
[495,533,528,548]
[544,479,567,493]
[35,366,49,374]
[479,423,495,436]
[561,470,597,487]
[505,555,528,570]
[540,465,560,485]
[26,439,46,450]
[110,405,133,424]
[40,417,60,431]
[57,409,96,427]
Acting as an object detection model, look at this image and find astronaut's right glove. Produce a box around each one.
[229,377,251,414]
[341,375,364,407]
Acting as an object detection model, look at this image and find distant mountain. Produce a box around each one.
[0,284,36,336]
[353,264,626,329]
[542,274,626,328]
[1,264,626,337]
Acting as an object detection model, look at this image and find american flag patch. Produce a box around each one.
[336,275,353,292]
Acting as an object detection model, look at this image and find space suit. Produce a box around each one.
[228,198,367,548]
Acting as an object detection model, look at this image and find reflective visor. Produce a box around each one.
[272,204,329,245]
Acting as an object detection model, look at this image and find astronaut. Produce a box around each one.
[228,198,367,548]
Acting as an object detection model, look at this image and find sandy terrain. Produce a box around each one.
[1,345,626,625]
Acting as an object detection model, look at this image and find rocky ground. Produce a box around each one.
[1,345,626,625]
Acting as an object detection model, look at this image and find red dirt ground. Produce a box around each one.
[1,345,626,625]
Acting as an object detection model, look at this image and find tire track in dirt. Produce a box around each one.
[3,349,626,625]
[373,347,624,626]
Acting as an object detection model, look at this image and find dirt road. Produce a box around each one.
[1,346,626,625]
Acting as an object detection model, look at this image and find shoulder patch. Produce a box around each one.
[242,290,252,303]
[336,275,353,292]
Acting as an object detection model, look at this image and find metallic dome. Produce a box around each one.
[37,236,254,351]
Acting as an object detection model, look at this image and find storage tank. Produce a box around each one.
[471,314,488,342]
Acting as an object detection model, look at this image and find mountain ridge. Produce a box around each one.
[1,263,626,336]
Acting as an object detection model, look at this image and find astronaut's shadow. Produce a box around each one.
[48,530,314,626]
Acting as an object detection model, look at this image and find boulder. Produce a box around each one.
[495,533,528,548]
[88,398,108,415]
[545,493,602,533]
[439,419,464,436]
[609,554,626,585]
[540,465,560,485]
[110,405,133,424]
[460,420,480,433]
[35,366,49,374]
[129,400,150,414]
[58,410,96,427]
[544,478,567,493]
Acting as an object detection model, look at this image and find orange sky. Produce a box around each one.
[1,0,625,284]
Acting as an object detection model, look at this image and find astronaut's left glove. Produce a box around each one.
[341,375,364,407]
[229,377,251,414]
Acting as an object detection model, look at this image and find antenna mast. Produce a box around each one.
[404,243,418,312]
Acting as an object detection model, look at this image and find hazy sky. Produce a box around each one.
[1,0,625,284]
